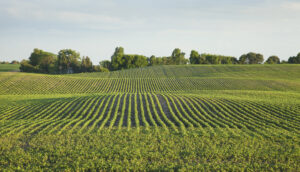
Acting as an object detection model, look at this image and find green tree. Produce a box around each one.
[239,52,264,64]
[111,47,124,70]
[81,56,93,72]
[149,55,156,66]
[10,60,19,64]
[265,56,280,64]
[189,50,200,64]
[28,48,57,73]
[20,60,37,72]
[133,55,148,68]
[57,49,81,73]
[100,60,111,70]
[171,48,187,65]
[288,53,300,64]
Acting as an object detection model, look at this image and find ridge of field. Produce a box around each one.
[0,65,299,95]
[70,64,300,79]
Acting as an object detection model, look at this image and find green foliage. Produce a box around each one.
[100,60,112,70]
[80,56,93,72]
[189,51,237,64]
[58,49,81,73]
[265,56,280,64]
[10,60,19,64]
[239,52,264,64]
[29,48,57,66]
[189,50,200,64]
[20,48,110,74]
[171,48,188,65]
[110,47,149,70]
[0,61,10,64]
[20,49,57,73]
[0,129,299,171]
[288,52,300,64]
[111,47,125,70]
[20,60,37,72]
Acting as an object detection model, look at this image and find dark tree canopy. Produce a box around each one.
[81,56,93,72]
[100,60,112,70]
[288,53,300,64]
[111,47,125,70]
[20,47,296,75]
[171,48,188,65]
[189,51,237,65]
[58,49,81,73]
[20,48,99,74]
[239,52,264,64]
[265,56,280,64]
[20,49,57,73]
[29,48,57,66]
[189,50,200,64]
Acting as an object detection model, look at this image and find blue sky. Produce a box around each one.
[0,0,299,63]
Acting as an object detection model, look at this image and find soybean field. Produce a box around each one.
[0,64,299,171]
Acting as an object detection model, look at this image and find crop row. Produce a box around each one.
[0,93,299,137]
[1,73,299,95]
[69,65,300,79]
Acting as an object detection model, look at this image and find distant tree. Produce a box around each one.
[162,57,170,65]
[198,54,237,64]
[171,48,188,65]
[29,49,56,66]
[10,60,19,64]
[111,47,124,70]
[27,48,57,73]
[133,55,148,68]
[265,56,280,64]
[239,52,264,64]
[204,54,220,64]
[100,60,112,70]
[100,67,109,72]
[81,56,93,72]
[189,50,200,64]
[20,60,36,72]
[281,60,288,64]
[57,49,81,73]
[149,56,165,66]
[288,52,300,64]
[149,55,156,66]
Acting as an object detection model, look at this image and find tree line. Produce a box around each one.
[1,61,20,64]
[20,49,108,74]
[18,47,300,74]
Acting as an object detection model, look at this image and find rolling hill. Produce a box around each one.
[0,64,299,170]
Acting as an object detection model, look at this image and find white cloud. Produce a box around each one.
[282,1,300,10]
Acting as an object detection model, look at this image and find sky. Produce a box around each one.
[0,0,299,63]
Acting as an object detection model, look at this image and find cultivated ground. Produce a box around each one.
[0,64,299,171]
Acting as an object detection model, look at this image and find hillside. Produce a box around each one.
[0,64,299,170]
[0,65,299,95]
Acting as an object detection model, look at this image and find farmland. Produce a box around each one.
[0,64,299,171]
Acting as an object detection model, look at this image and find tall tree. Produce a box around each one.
[239,52,264,64]
[27,48,57,73]
[189,50,200,64]
[111,47,124,70]
[265,56,280,64]
[57,49,81,73]
[81,56,93,72]
[171,48,187,65]
[288,53,300,64]
[100,60,111,70]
